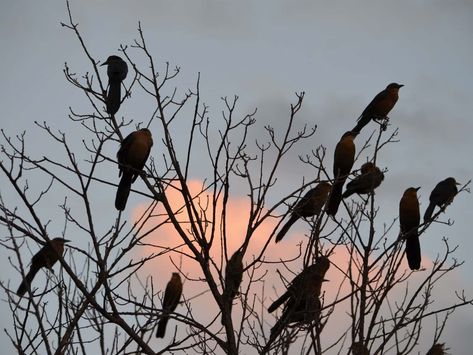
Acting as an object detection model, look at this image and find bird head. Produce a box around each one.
[360,162,376,173]
[386,83,404,90]
[404,187,420,198]
[139,128,152,135]
[52,238,70,244]
[101,55,123,66]
[404,187,420,195]
[318,181,332,190]
[446,177,460,186]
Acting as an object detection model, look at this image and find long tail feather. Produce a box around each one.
[115,173,133,211]
[275,215,299,243]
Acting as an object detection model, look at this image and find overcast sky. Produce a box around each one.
[1,1,473,353]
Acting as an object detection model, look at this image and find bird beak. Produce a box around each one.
[398,84,404,88]
[415,187,421,191]
[63,239,71,243]
[100,61,108,66]
[323,278,330,282]
[455,182,461,185]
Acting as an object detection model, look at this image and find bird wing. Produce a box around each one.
[117,131,136,175]
[360,90,388,118]
[162,277,183,312]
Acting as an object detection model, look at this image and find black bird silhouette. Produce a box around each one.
[342,162,384,199]
[221,249,244,324]
[352,83,403,133]
[101,55,128,115]
[17,238,69,297]
[156,273,183,338]
[399,187,421,270]
[268,256,330,336]
[115,128,153,211]
[424,177,459,223]
[327,131,358,216]
[275,182,331,243]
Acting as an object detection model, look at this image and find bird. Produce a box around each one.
[115,128,153,211]
[426,343,447,355]
[342,162,384,199]
[352,83,404,133]
[275,182,331,243]
[399,187,421,270]
[326,131,358,216]
[221,248,244,324]
[424,177,459,223]
[268,256,330,336]
[17,238,69,297]
[156,272,183,338]
[101,55,128,115]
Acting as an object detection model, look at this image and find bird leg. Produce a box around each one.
[373,115,390,131]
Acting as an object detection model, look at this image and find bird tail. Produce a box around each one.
[342,187,354,199]
[17,266,40,297]
[268,292,289,313]
[275,215,299,243]
[405,235,421,270]
[352,114,368,134]
[220,296,233,325]
[423,202,436,223]
[106,79,122,115]
[156,316,169,338]
[326,180,344,216]
[115,173,133,211]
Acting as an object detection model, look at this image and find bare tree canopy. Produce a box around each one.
[0,2,471,355]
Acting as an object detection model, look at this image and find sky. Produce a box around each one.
[1,0,473,353]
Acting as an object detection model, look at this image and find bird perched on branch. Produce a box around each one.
[221,248,244,324]
[156,272,183,338]
[115,128,153,211]
[16,238,69,297]
[399,187,421,270]
[424,177,459,223]
[268,256,330,336]
[101,55,128,115]
[327,131,358,216]
[275,182,331,243]
[342,162,384,199]
[352,83,404,133]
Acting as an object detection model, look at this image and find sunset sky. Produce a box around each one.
[1,1,473,353]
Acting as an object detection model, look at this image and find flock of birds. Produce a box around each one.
[15,56,460,349]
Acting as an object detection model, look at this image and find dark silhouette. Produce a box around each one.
[101,55,128,115]
[268,256,330,336]
[327,131,358,216]
[342,162,384,198]
[156,272,183,338]
[426,343,447,355]
[424,177,459,223]
[115,128,153,211]
[221,249,244,324]
[275,182,331,243]
[399,187,421,270]
[352,83,403,133]
[351,342,370,355]
[17,238,69,297]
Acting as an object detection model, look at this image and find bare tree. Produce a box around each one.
[0,3,471,355]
